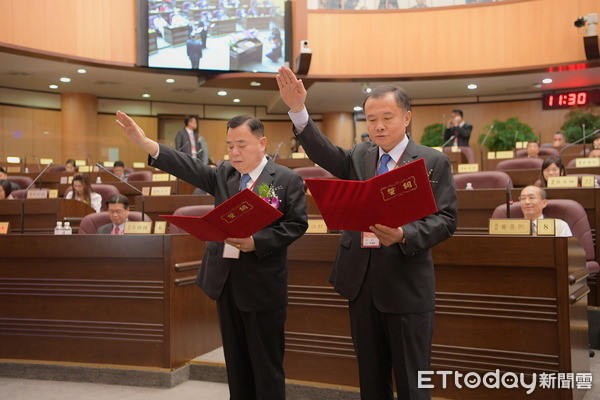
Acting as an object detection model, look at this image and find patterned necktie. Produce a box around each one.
[113,226,120,235]
[377,153,392,175]
[240,173,251,191]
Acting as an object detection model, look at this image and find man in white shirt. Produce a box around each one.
[174,115,210,165]
[96,195,130,235]
[518,185,572,236]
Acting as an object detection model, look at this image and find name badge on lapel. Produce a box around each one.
[361,232,380,248]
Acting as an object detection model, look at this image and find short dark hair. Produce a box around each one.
[527,140,539,145]
[105,194,129,209]
[113,160,125,168]
[553,131,566,138]
[451,109,464,118]
[226,115,265,138]
[184,115,198,127]
[0,180,12,197]
[362,86,411,113]
[65,159,75,166]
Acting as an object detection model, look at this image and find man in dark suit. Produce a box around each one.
[444,109,473,147]
[96,194,130,235]
[186,32,203,69]
[277,66,457,400]
[175,115,210,165]
[116,111,308,400]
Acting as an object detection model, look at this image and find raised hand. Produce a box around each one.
[115,111,159,155]
[276,66,307,113]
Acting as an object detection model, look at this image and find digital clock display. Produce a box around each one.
[543,88,600,110]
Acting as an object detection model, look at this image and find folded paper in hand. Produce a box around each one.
[305,158,437,232]
[161,189,283,241]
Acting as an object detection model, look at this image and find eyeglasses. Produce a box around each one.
[518,195,541,202]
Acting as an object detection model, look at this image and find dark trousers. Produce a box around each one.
[349,267,434,400]
[217,278,286,400]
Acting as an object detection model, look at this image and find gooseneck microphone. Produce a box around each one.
[506,179,512,219]
[559,129,600,156]
[20,162,53,234]
[96,163,146,222]
[441,135,456,148]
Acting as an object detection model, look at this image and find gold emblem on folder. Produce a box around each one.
[221,201,254,223]
[380,176,417,201]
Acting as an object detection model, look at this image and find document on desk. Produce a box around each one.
[305,158,438,232]
[161,189,283,241]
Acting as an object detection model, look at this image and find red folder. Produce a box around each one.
[305,158,438,232]
[161,189,283,241]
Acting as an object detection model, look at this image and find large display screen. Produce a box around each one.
[143,0,288,72]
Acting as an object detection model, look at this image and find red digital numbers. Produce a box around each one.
[544,91,592,109]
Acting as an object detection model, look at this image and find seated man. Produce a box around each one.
[525,140,540,158]
[97,194,130,235]
[518,185,572,237]
[0,167,21,190]
[588,148,600,158]
[113,160,129,181]
[551,131,567,148]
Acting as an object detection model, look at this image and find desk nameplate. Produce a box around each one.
[151,186,172,196]
[575,158,600,168]
[307,219,328,234]
[489,218,532,235]
[124,221,152,234]
[547,176,578,188]
[0,222,9,234]
[458,164,479,173]
[152,173,170,182]
[536,219,556,236]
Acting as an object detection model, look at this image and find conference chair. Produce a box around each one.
[515,148,560,158]
[168,205,214,234]
[7,176,33,190]
[443,146,477,164]
[64,184,120,212]
[127,171,153,181]
[491,199,599,274]
[293,166,336,180]
[78,211,152,234]
[453,171,513,190]
[496,157,544,171]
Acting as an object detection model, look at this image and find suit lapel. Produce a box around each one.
[254,159,275,194]
[226,169,240,198]
[399,140,420,166]
[363,145,379,180]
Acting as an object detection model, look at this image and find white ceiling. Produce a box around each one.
[0,50,599,114]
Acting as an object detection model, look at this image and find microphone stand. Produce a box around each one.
[272,141,284,160]
[506,179,512,219]
[96,163,147,221]
[559,129,599,157]
[480,125,494,169]
[20,162,53,234]
[441,135,456,148]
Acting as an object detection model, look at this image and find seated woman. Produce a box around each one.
[65,158,77,173]
[65,174,102,213]
[0,180,13,199]
[535,157,566,187]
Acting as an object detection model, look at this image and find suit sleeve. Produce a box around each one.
[443,127,453,141]
[174,131,184,153]
[200,136,210,165]
[293,118,355,180]
[399,152,457,255]
[456,124,472,141]
[149,143,218,194]
[252,172,308,259]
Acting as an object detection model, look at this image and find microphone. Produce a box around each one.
[506,179,512,219]
[271,141,284,160]
[25,153,42,174]
[78,145,93,167]
[96,163,146,221]
[559,129,600,155]
[20,162,53,234]
[441,135,455,148]
[480,125,494,167]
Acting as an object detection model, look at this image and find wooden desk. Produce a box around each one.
[504,167,600,187]
[0,235,221,369]
[274,158,315,169]
[210,18,238,35]
[285,234,589,399]
[164,25,189,45]
[0,199,95,233]
[134,194,215,222]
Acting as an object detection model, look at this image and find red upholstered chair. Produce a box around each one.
[49,165,67,173]
[293,166,335,179]
[491,199,599,274]
[515,148,560,157]
[127,171,153,181]
[64,184,120,212]
[496,157,544,171]
[168,205,214,234]
[443,146,477,164]
[107,167,135,175]
[453,171,513,190]
[7,176,33,190]
[9,189,27,199]
[78,211,151,234]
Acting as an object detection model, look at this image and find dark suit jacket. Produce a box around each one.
[150,144,308,312]
[96,223,113,234]
[444,123,473,146]
[175,129,210,165]
[295,119,457,314]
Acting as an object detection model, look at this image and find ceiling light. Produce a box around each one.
[217,90,228,96]
[60,77,71,83]
[49,84,59,89]
[353,106,363,112]
[165,78,175,83]
[77,69,87,74]
[542,78,553,84]
[250,81,261,87]
[142,93,151,98]
[233,98,241,103]
[467,84,478,90]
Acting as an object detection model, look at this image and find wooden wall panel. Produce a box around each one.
[0,1,15,44]
[97,114,158,166]
[44,0,77,56]
[11,0,47,51]
[31,109,62,163]
[2,106,33,162]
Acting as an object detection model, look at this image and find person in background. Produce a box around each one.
[412,0,427,8]
[65,159,77,173]
[266,28,283,62]
[360,133,370,143]
[593,136,600,149]
[444,109,473,146]
[526,140,540,158]
[113,161,129,181]
[536,157,567,187]
[588,148,600,158]
[551,131,567,148]
[65,173,102,213]
[0,180,13,199]
[175,115,210,165]
[518,186,572,237]
[186,32,203,69]
[289,136,300,156]
[96,195,130,235]
[0,167,21,190]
